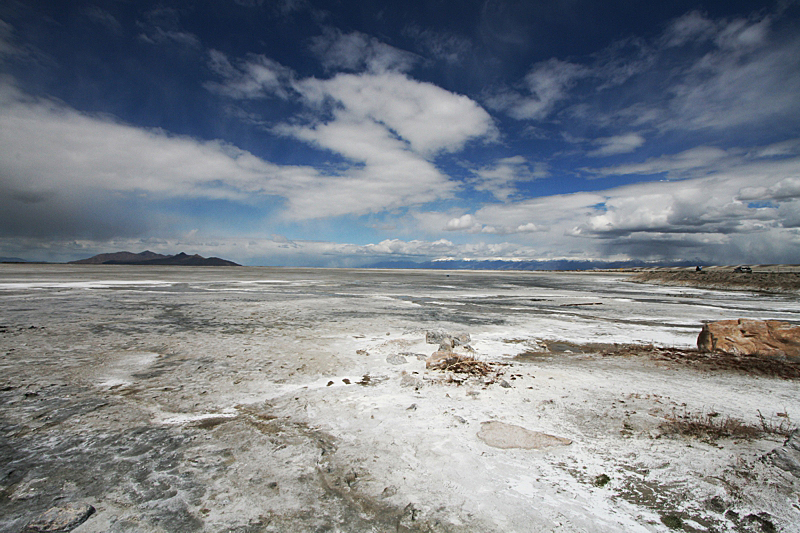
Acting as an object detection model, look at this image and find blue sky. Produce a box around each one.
[1,0,799,266]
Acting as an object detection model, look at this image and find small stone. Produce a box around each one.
[25,503,96,532]
[399,372,422,389]
[593,474,610,487]
[381,485,398,498]
[425,350,458,369]
[500,380,511,388]
[386,354,408,365]
[705,496,726,513]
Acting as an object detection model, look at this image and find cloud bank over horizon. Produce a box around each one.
[1,1,799,266]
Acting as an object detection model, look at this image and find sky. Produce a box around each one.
[1,0,800,266]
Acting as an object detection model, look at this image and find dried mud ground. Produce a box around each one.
[1,267,799,533]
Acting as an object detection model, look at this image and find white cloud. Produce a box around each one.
[309,28,419,73]
[587,133,645,157]
[0,85,297,198]
[627,10,800,134]
[266,70,497,217]
[85,7,123,34]
[739,176,800,202]
[469,155,546,200]
[137,6,201,48]
[0,81,333,237]
[2,57,498,233]
[446,214,479,231]
[205,50,295,99]
[489,8,800,138]
[486,58,587,120]
[403,25,472,64]
[667,24,800,131]
[662,11,717,47]
[462,152,800,263]
[596,146,732,177]
[294,71,497,157]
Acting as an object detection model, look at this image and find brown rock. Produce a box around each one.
[697,319,800,357]
[24,503,95,532]
[425,350,459,369]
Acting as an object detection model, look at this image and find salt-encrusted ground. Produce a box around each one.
[0,265,798,532]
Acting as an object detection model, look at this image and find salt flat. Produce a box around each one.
[0,265,798,532]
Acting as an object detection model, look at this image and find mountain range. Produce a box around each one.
[69,251,240,266]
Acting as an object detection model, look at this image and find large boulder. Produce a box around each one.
[697,319,800,357]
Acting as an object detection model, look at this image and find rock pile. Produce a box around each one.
[424,330,473,370]
[423,330,497,376]
[697,319,800,357]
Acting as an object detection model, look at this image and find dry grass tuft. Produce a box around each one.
[660,409,796,442]
[438,356,495,376]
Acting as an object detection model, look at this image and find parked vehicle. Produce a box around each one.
[733,266,752,273]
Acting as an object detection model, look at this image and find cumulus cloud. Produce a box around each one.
[177,42,498,221]
[1,49,498,238]
[738,177,800,202]
[0,81,329,237]
[446,214,479,231]
[293,71,497,156]
[438,208,545,236]
[267,70,497,216]
[467,151,800,263]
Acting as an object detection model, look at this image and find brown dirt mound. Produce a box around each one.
[631,271,800,293]
[603,344,800,379]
